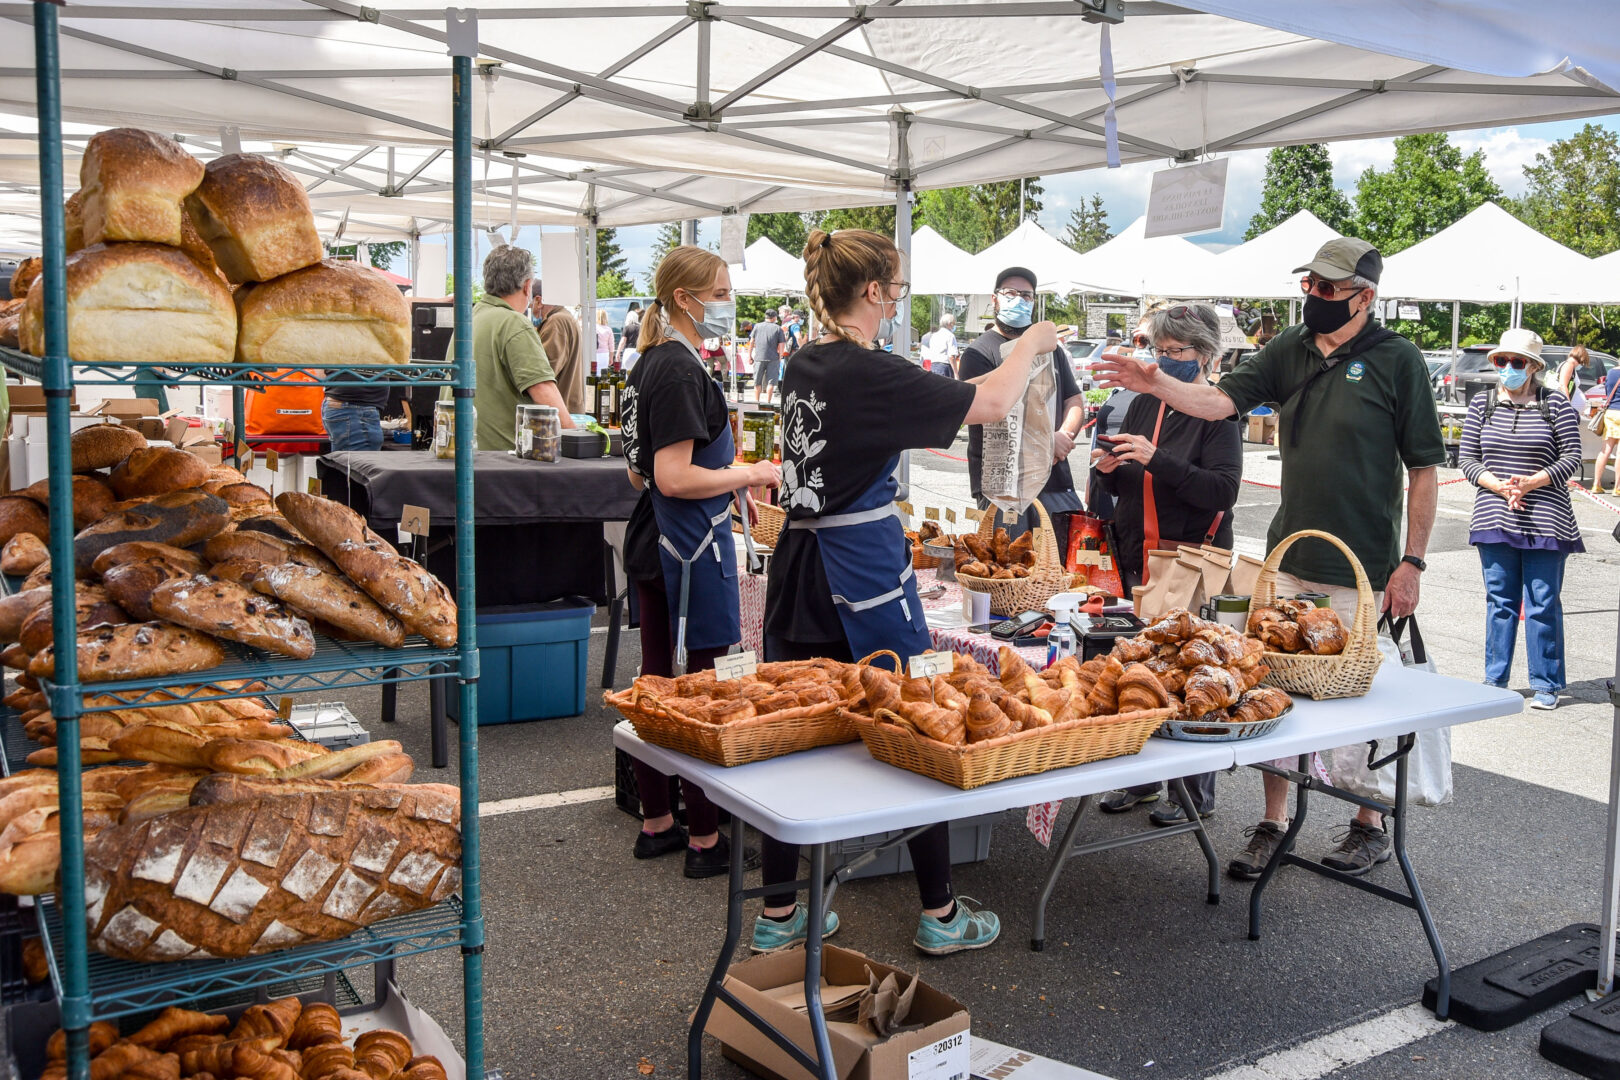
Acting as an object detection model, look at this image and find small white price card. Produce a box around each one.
[924,506,939,521]
[714,650,758,681]
[907,650,954,679]
[1002,507,1019,524]
[908,1030,969,1080]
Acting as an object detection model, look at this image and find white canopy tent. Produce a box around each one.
[1379,201,1609,305]
[970,220,1098,294]
[909,225,981,296]
[1058,214,1219,296]
[1197,210,1342,299]
[729,236,806,295]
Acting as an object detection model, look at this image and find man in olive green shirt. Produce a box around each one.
[459,244,574,452]
[1095,237,1445,880]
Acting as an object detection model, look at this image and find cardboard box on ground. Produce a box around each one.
[3,385,234,488]
[704,944,970,1080]
[1244,411,1277,445]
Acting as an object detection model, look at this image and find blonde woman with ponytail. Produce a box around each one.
[750,228,1062,958]
[619,245,775,878]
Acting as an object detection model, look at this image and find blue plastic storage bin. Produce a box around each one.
[446,599,596,724]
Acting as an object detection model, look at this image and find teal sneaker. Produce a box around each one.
[750,904,840,954]
[914,897,1000,956]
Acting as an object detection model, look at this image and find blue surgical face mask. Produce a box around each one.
[1157,355,1204,382]
[997,294,1034,328]
[1499,364,1530,391]
[876,295,899,342]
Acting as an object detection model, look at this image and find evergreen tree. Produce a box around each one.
[595,227,627,279]
[970,178,1044,243]
[1353,133,1501,255]
[645,222,684,290]
[1245,144,1352,240]
[914,187,991,253]
[596,269,635,298]
[1063,195,1112,253]
[810,205,897,235]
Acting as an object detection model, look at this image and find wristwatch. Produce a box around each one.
[1401,554,1427,572]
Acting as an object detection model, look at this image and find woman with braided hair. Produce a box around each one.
[754,228,1061,958]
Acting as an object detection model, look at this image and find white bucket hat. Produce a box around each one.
[1487,327,1545,367]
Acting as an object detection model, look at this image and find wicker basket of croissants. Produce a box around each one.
[848,647,1174,789]
[954,501,1071,617]
[1248,529,1382,700]
[605,652,898,766]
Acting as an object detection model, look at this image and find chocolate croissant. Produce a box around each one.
[1231,687,1291,724]
[1176,638,1224,669]
[1117,663,1172,712]
[1298,607,1348,655]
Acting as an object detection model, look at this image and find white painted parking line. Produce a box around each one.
[1205,1003,1447,1080]
[479,785,615,818]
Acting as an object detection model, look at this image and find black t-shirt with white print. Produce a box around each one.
[764,339,976,645]
[621,340,731,583]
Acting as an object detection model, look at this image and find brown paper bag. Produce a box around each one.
[1229,553,1265,598]
[1161,556,1207,613]
[1199,547,1233,599]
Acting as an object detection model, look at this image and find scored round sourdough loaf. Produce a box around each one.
[109,446,212,500]
[0,497,48,550]
[70,422,147,473]
[19,474,116,531]
[0,534,47,577]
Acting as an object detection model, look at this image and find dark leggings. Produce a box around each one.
[629,578,726,839]
[760,633,954,910]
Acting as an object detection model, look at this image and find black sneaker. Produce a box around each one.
[1099,789,1161,814]
[1228,821,1286,880]
[684,832,762,879]
[633,824,688,860]
[1148,803,1213,828]
[1321,820,1392,876]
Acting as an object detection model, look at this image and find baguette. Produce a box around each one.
[29,622,226,682]
[149,574,315,659]
[201,736,328,775]
[268,740,403,780]
[337,751,415,786]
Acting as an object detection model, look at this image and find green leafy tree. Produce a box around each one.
[329,240,409,271]
[596,228,627,279]
[970,177,1043,243]
[746,212,811,257]
[1245,144,1352,240]
[443,274,484,303]
[596,269,635,298]
[810,205,898,235]
[645,222,685,290]
[914,187,991,253]
[1063,194,1113,253]
[1512,123,1620,258]
[1353,133,1501,255]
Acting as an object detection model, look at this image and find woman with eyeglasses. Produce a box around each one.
[1090,303,1241,824]
[754,230,1060,958]
[1460,329,1585,711]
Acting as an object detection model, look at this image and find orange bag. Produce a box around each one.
[245,372,325,438]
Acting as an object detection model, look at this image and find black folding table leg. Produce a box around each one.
[1173,777,1221,905]
[688,811,749,1079]
[1249,754,1310,941]
[1030,796,1091,951]
[1393,747,1451,1018]
[602,540,623,688]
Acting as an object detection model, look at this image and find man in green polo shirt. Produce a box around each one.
[1095,237,1444,878]
[456,244,574,452]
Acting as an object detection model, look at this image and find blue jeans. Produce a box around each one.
[322,401,383,451]
[1478,542,1567,692]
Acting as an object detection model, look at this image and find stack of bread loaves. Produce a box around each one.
[10,126,409,368]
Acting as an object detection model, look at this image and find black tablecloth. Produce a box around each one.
[318,451,639,525]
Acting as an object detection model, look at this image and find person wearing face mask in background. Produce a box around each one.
[1085,314,1150,519]
[621,245,776,876]
[1089,303,1240,825]
[1094,236,1445,881]
[959,267,1087,558]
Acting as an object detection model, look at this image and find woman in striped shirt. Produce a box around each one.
[1459,329,1585,711]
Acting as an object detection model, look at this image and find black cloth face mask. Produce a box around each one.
[1302,293,1359,334]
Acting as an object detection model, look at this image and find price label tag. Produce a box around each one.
[924,507,939,521]
[265,449,279,474]
[1002,507,1019,524]
[907,1031,969,1080]
[907,650,955,679]
[714,650,758,681]
[945,508,957,524]
[399,503,431,536]
[277,696,293,721]
[964,508,983,522]
[307,477,322,496]
[897,500,914,517]
[236,441,251,465]
[1100,555,1112,571]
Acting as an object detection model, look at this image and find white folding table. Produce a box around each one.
[613,666,1522,1080]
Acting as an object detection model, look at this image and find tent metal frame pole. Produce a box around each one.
[583,183,599,378]
[1598,597,1620,997]
[1208,64,1448,151]
[1450,301,1460,354]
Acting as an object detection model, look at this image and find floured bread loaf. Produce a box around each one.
[29,622,226,682]
[235,260,409,367]
[150,574,315,659]
[330,541,457,648]
[83,786,461,960]
[185,154,323,284]
[261,562,406,648]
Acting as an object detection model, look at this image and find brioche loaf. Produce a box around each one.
[74,490,229,574]
[83,786,462,960]
[10,256,40,300]
[149,574,315,658]
[21,243,235,365]
[185,154,323,284]
[70,422,147,472]
[91,540,206,578]
[29,621,226,682]
[79,128,205,246]
[235,260,409,367]
[0,496,48,549]
[0,534,47,576]
[20,474,117,530]
[109,446,212,500]
[261,562,406,647]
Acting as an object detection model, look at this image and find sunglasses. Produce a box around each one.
[1491,356,1532,370]
[1300,275,1365,300]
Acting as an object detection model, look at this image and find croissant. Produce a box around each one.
[965,692,1015,741]
[129,1006,230,1050]
[959,560,991,578]
[179,1040,284,1077]
[1231,635,1267,670]
[1144,609,1196,643]
[962,534,992,562]
[1241,662,1270,690]
[859,666,901,712]
[1245,605,1285,637]
[1176,638,1223,669]
[954,654,989,676]
[401,1057,450,1080]
[1029,684,1079,725]
[89,1044,168,1080]
[900,677,935,703]
[991,529,1012,564]
[47,1022,120,1063]
[1111,637,1157,663]
[167,1034,225,1058]
[931,676,970,712]
[1298,607,1348,655]
[1007,530,1033,562]
[1276,597,1315,620]
[1183,664,1242,718]
[299,1042,355,1077]
[997,647,1031,693]
[998,692,1051,731]
[1257,620,1304,653]
[1117,664,1173,712]
[953,546,972,570]
[991,567,1016,580]
[353,1030,413,1080]
[122,1053,181,1080]
[1231,686,1292,724]
[1046,655,1083,690]
[1086,656,1124,716]
[894,700,966,745]
[1010,564,1030,578]
[287,1003,342,1051]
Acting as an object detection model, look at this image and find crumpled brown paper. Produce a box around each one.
[857,964,925,1037]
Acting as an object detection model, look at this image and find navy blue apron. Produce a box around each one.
[648,344,741,670]
[788,455,930,672]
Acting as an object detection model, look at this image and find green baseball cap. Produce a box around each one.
[1293,237,1383,284]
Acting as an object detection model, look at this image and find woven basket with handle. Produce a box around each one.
[851,706,1173,789]
[1250,529,1382,699]
[606,650,898,766]
[955,501,1072,616]
[732,500,787,549]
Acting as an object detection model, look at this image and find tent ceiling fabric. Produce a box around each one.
[0,1,1616,230]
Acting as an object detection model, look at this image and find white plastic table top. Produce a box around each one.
[612,665,1523,845]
